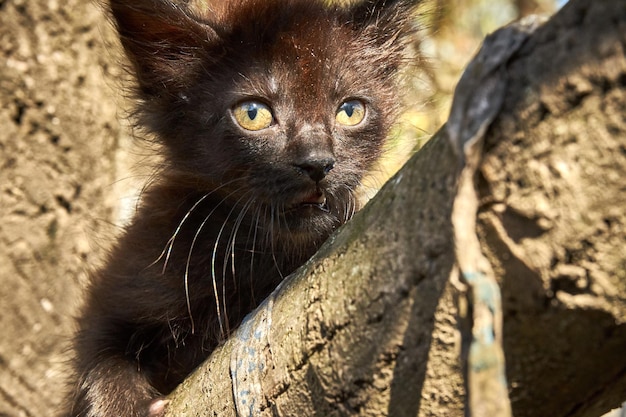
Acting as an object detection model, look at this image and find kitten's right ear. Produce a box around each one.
[107,0,218,96]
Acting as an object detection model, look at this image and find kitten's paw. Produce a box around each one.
[147,398,170,417]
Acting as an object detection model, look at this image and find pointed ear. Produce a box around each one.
[348,0,418,46]
[108,0,218,96]
[346,0,419,74]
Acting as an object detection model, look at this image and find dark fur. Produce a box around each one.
[65,0,417,415]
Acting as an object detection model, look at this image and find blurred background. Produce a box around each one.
[371,0,560,189]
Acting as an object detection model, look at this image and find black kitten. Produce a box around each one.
[65,0,418,415]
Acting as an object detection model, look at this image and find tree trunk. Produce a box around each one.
[161,0,626,416]
[0,0,126,415]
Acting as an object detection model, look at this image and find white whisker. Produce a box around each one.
[247,205,262,306]
[337,184,357,223]
[210,190,253,338]
[224,195,256,289]
[145,178,246,273]
[269,204,285,280]
[184,185,245,334]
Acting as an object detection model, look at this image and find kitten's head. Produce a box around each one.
[109,0,418,249]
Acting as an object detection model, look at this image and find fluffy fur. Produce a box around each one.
[64,0,418,415]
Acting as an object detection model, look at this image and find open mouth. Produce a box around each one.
[288,189,330,213]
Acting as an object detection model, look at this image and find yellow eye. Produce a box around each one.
[335,100,366,126]
[232,101,274,131]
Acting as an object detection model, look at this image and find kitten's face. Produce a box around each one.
[111,0,415,246]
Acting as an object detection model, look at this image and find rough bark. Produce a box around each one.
[480,1,626,415]
[161,0,626,416]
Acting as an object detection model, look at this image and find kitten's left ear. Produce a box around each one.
[347,0,419,54]
[349,0,418,22]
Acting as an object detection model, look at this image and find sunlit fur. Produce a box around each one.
[64,0,419,416]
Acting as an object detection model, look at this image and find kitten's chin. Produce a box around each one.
[279,205,339,243]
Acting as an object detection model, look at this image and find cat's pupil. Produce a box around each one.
[343,103,354,117]
[247,106,257,120]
